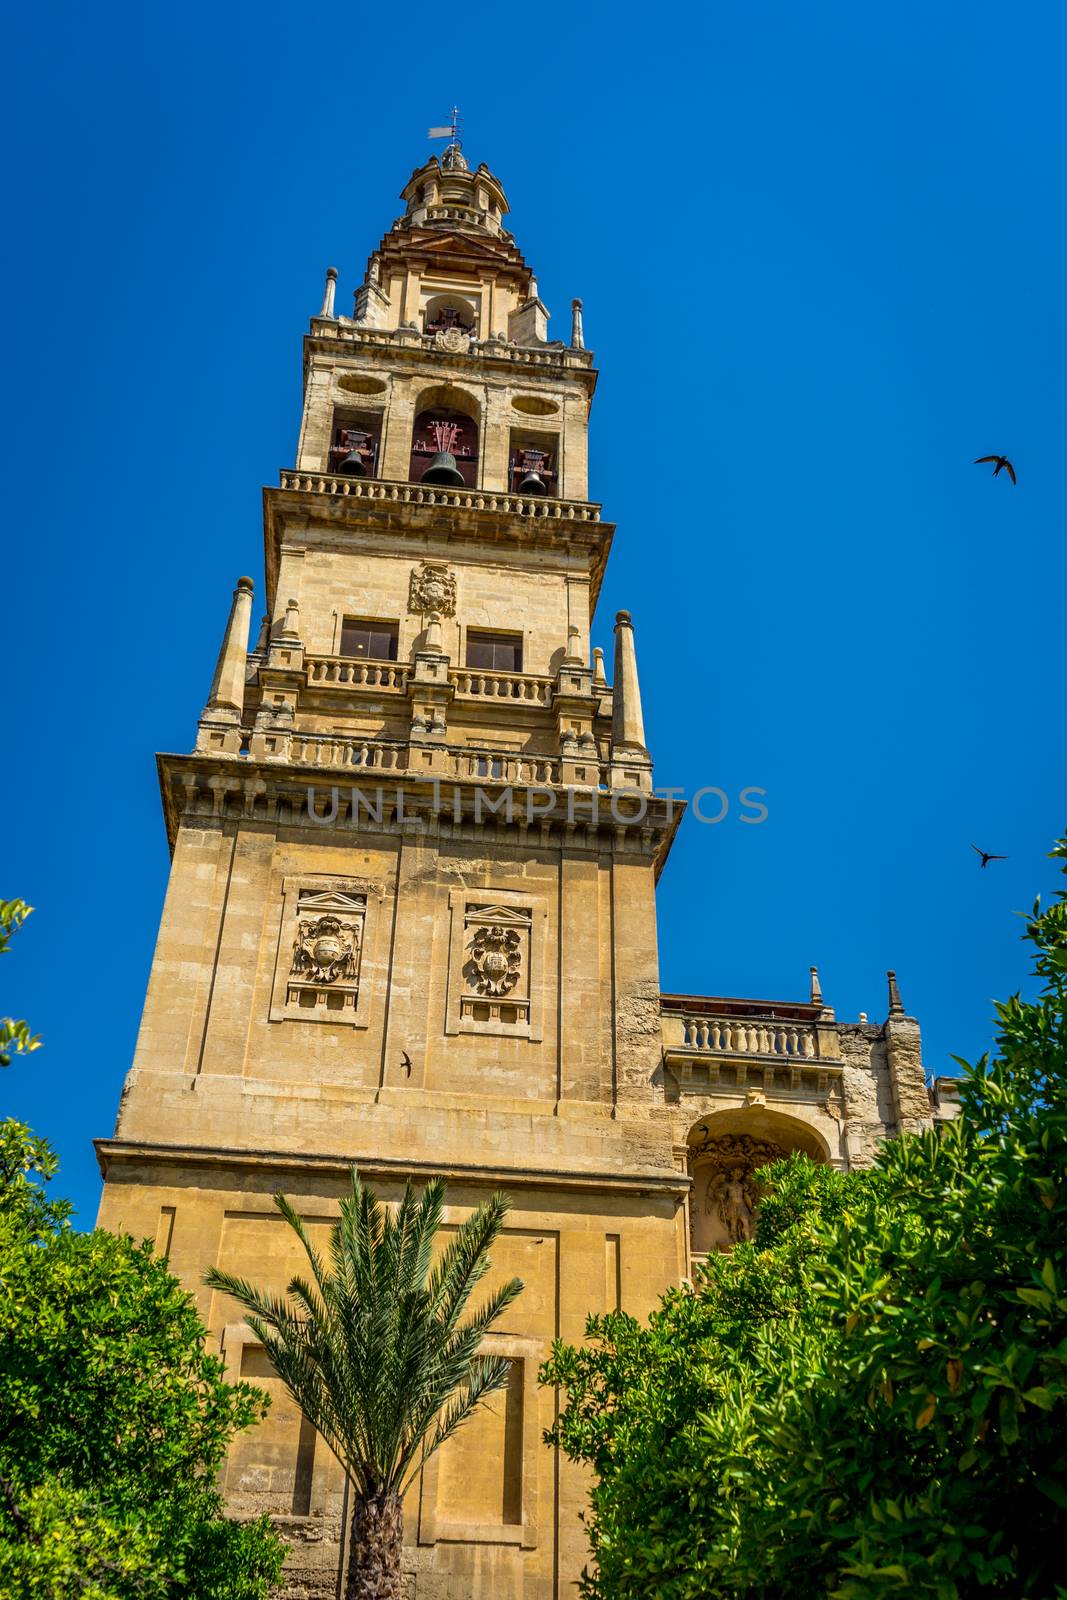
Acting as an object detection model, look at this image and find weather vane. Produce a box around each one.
[427,107,463,166]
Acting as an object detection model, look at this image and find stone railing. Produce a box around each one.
[450,668,552,705]
[278,733,564,787]
[305,656,408,691]
[660,1001,844,1098]
[277,470,602,523]
[288,734,409,771]
[308,319,594,370]
[450,748,562,785]
[680,1016,819,1059]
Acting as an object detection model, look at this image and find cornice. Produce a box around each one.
[155,751,684,880]
[303,321,597,387]
[95,1137,691,1201]
[262,475,614,616]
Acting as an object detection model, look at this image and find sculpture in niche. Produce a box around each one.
[465,924,522,996]
[408,563,457,618]
[692,1133,784,1250]
[290,915,360,984]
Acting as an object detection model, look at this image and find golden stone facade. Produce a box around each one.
[96,140,954,1598]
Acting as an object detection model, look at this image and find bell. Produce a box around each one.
[421,450,466,487]
[517,467,548,495]
[337,447,367,477]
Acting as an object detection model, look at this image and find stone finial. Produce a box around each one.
[528,276,539,303]
[204,576,255,715]
[280,597,302,642]
[571,297,584,350]
[564,624,585,665]
[319,266,338,319]
[809,966,823,1006]
[887,969,904,1015]
[253,613,270,655]
[611,610,647,752]
[859,1011,869,1024]
[593,646,607,685]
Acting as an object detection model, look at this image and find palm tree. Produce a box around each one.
[205,1169,523,1600]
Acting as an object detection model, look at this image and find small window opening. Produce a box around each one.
[466,631,523,673]
[340,618,399,661]
[329,408,382,478]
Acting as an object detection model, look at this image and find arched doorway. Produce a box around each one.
[686,1109,828,1255]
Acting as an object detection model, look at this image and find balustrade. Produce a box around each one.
[306,656,408,691]
[450,668,551,705]
[288,734,409,771]
[681,1016,818,1059]
[307,321,591,370]
[277,470,601,522]
[451,749,562,785]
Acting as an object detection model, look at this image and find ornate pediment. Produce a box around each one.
[378,227,529,281]
[297,888,367,915]
[465,903,533,926]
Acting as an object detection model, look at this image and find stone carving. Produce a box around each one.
[707,1169,759,1245]
[434,327,471,355]
[466,925,522,996]
[409,563,457,618]
[692,1133,784,1249]
[290,915,359,984]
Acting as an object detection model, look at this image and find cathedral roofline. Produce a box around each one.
[661,993,824,1023]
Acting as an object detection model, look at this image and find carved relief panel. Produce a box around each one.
[445,889,546,1040]
[270,880,380,1027]
[408,562,457,618]
[689,1134,784,1255]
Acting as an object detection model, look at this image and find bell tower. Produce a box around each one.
[96,140,686,1599]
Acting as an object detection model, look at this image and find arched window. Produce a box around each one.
[422,293,479,338]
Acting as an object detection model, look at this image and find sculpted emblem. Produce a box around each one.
[434,327,471,354]
[409,563,457,618]
[290,915,359,984]
[466,925,522,996]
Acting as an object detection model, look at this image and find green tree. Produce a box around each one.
[0,903,285,1599]
[0,900,40,1066]
[543,833,1067,1600]
[206,1170,523,1600]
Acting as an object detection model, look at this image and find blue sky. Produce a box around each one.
[4,1,1066,1223]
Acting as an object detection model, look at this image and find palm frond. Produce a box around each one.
[205,1169,524,1500]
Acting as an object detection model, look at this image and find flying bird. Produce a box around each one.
[972,844,1007,869]
[401,1050,412,1076]
[974,455,1016,484]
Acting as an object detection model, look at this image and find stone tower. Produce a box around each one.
[96,139,947,1598]
[97,140,686,1598]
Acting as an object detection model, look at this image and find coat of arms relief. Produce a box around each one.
[458,903,532,1025]
[290,914,360,984]
[466,924,522,996]
[408,563,457,618]
[280,887,367,1018]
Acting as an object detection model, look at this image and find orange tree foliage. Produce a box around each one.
[542,835,1067,1599]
